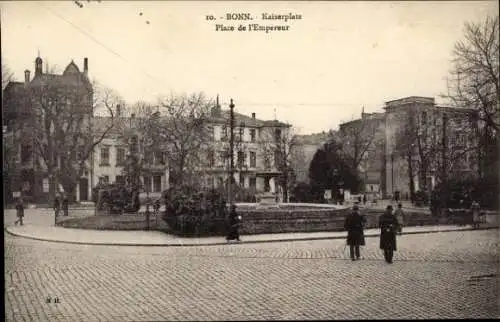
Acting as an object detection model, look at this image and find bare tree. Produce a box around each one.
[2,63,15,90]
[258,125,299,202]
[444,15,499,181]
[157,92,213,186]
[446,16,499,134]
[119,101,166,193]
[19,76,120,202]
[338,116,381,172]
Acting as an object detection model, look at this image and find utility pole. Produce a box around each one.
[229,99,235,208]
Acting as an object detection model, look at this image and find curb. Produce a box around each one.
[5,225,498,247]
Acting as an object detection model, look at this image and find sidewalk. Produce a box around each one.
[5,222,498,247]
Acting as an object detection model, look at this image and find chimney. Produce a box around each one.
[35,56,43,76]
[24,70,31,83]
[252,112,256,119]
[83,57,88,76]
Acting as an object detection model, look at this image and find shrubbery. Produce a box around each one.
[162,185,228,236]
[431,177,499,210]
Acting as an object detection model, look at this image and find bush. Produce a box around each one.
[162,185,228,236]
[413,190,429,207]
[291,182,314,202]
[432,177,499,210]
[233,185,257,203]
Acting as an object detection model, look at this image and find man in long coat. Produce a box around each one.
[344,205,366,261]
[379,205,400,264]
[226,204,241,242]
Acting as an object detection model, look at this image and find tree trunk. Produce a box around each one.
[407,152,415,202]
[283,172,289,203]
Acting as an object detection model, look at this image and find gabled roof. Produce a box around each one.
[28,61,92,91]
[63,61,80,75]
[210,109,290,128]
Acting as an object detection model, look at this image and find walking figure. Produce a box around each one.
[62,194,69,216]
[471,200,481,229]
[226,204,241,242]
[15,197,25,226]
[394,203,405,232]
[379,205,400,264]
[153,199,161,213]
[53,194,61,217]
[344,205,366,261]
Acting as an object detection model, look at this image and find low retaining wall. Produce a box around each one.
[57,206,499,235]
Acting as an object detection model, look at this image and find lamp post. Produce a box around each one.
[228,99,235,209]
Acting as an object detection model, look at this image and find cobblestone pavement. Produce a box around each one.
[5,227,499,321]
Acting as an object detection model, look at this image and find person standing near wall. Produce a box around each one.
[62,194,69,216]
[15,197,25,226]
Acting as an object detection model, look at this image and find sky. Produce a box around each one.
[1,1,498,134]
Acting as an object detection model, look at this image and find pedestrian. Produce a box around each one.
[62,194,69,216]
[344,205,366,261]
[15,197,25,226]
[226,204,241,242]
[153,199,161,213]
[394,203,405,232]
[471,200,481,229]
[379,205,400,264]
[53,194,61,217]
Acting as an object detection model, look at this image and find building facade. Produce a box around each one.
[339,96,479,200]
[202,107,292,200]
[3,56,93,203]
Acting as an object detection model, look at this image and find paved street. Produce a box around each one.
[4,208,500,321]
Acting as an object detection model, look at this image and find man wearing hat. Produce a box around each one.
[344,204,366,261]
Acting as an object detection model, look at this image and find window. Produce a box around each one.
[250,151,256,168]
[143,176,151,192]
[239,173,244,186]
[237,151,245,168]
[116,175,125,185]
[208,150,215,168]
[250,129,256,142]
[77,146,85,161]
[221,125,228,141]
[143,150,153,164]
[100,176,109,184]
[154,151,165,165]
[249,177,256,190]
[130,135,138,154]
[206,177,214,188]
[239,127,245,141]
[153,175,162,192]
[218,177,224,187]
[421,111,427,127]
[274,128,282,142]
[100,146,110,166]
[217,151,226,167]
[21,144,32,163]
[274,150,282,167]
[116,148,126,166]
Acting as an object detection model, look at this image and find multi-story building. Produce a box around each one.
[293,132,331,184]
[339,111,385,196]
[339,96,479,200]
[89,105,291,201]
[90,114,169,199]
[3,55,93,203]
[201,105,292,199]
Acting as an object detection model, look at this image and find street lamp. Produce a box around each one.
[228,99,235,209]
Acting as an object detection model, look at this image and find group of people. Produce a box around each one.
[344,203,405,264]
